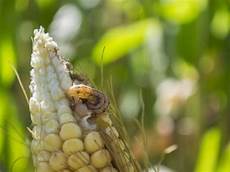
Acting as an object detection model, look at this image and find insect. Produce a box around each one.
[66,84,109,115]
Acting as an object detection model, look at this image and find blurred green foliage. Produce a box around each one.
[0,0,229,172]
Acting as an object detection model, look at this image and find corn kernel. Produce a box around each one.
[56,99,72,114]
[59,113,75,124]
[44,133,62,151]
[31,140,44,153]
[91,149,111,168]
[44,119,59,133]
[63,138,84,155]
[100,166,118,172]
[29,97,40,113]
[37,150,51,162]
[37,162,54,172]
[68,151,90,170]
[84,131,104,153]
[49,151,67,171]
[60,122,82,140]
[100,115,112,126]
[76,165,97,172]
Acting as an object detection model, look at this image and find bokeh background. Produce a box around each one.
[0,0,230,172]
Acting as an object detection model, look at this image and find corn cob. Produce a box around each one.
[29,27,140,172]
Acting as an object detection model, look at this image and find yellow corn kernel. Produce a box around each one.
[76,165,97,172]
[44,133,62,151]
[68,151,90,170]
[60,122,82,140]
[63,138,84,155]
[84,131,104,153]
[49,151,67,171]
[37,162,54,172]
[91,149,111,168]
[100,166,118,172]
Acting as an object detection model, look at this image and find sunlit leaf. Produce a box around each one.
[173,59,199,80]
[0,91,30,172]
[195,128,221,172]
[217,143,230,172]
[0,38,16,86]
[92,19,159,65]
[36,0,56,9]
[158,0,207,24]
[211,8,230,39]
[0,92,8,153]
[8,105,30,172]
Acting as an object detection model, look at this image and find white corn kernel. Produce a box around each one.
[29,97,40,113]
[59,113,75,124]
[56,99,72,114]
[31,140,44,154]
[37,151,51,162]
[44,119,59,133]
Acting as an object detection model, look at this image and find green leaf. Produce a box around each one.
[0,38,16,86]
[195,128,221,172]
[0,91,30,172]
[92,19,159,65]
[158,0,208,24]
[217,143,230,172]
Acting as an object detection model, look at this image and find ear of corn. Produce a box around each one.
[29,27,141,172]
